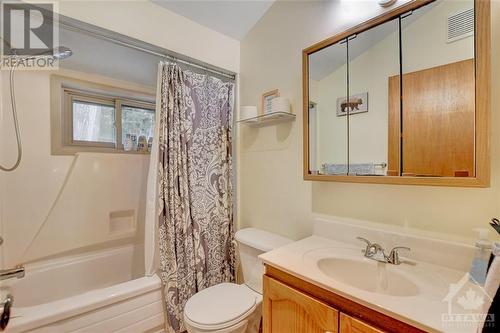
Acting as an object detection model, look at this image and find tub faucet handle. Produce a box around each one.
[0,294,13,331]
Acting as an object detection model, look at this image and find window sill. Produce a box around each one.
[51,145,151,156]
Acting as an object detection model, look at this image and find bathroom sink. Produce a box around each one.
[317,257,419,297]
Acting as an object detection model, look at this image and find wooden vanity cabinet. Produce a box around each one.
[340,313,384,333]
[263,265,426,333]
[263,276,339,333]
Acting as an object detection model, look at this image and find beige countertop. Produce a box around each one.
[260,235,484,333]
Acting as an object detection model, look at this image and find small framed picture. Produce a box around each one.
[336,92,368,116]
[261,89,280,115]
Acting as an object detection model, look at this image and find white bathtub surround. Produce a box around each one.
[3,245,164,333]
[15,152,149,265]
[260,215,482,333]
[150,62,236,332]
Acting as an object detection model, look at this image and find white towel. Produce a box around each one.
[477,243,499,332]
[269,97,290,113]
[240,106,257,120]
[322,163,376,175]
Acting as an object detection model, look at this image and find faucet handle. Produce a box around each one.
[388,246,411,265]
[356,237,372,256]
[356,237,371,245]
[390,246,411,252]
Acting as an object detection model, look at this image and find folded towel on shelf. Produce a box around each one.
[267,97,290,114]
[240,106,258,120]
[479,243,499,332]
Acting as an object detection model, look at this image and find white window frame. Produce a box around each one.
[51,74,156,155]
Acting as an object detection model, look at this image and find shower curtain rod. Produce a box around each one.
[23,1,235,80]
[57,19,237,81]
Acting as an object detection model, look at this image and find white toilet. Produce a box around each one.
[183,228,292,333]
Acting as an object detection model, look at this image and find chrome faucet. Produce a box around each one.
[0,235,25,281]
[0,266,25,281]
[0,294,13,330]
[357,237,410,265]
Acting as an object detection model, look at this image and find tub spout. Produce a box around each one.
[0,266,24,281]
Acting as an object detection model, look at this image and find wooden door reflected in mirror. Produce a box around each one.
[388,59,475,178]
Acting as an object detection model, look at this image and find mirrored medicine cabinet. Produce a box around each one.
[303,0,490,187]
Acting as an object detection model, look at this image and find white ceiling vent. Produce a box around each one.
[447,8,474,43]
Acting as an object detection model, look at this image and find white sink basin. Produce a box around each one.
[317,257,419,297]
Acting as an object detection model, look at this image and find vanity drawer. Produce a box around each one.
[263,275,339,333]
[340,313,384,333]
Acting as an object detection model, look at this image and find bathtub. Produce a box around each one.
[2,244,165,333]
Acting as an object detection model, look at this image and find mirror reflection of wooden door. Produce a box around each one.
[388,59,475,177]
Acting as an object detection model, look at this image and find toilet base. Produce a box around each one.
[184,302,261,333]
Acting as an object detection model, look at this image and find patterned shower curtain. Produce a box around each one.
[156,62,236,333]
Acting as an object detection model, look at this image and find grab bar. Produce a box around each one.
[0,266,24,281]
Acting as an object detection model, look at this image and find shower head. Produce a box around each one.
[38,46,73,60]
[15,46,73,61]
[51,46,73,60]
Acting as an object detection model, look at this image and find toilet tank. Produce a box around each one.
[234,228,292,293]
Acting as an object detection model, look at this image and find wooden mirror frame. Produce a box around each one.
[302,0,490,187]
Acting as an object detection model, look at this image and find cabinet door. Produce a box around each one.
[263,275,339,333]
[340,313,384,333]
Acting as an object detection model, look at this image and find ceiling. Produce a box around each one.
[60,26,161,87]
[309,20,399,81]
[152,0,275,40]
[309,1,437,81]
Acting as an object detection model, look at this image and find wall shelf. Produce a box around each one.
[237,111,296,127]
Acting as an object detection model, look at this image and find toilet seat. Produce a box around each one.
[184,283,258,330]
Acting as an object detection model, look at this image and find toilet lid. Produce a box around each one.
[184,283,257,327]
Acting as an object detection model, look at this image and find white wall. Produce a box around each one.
[317,62,349,167]
[401,0,475,73]
[0,1,240,268]
[238,0,500,242]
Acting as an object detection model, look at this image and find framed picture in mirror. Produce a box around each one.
[336,92,368,117]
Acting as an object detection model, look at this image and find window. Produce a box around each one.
[71,96,116,146]
[51,75,156,155]
[64,89,155,152]
[121,105,155,145]
[51,77,156,155]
